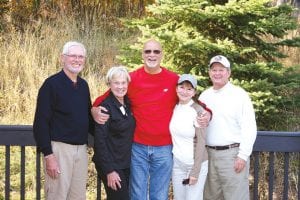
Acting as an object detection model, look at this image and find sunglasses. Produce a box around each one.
[144,49,161,54]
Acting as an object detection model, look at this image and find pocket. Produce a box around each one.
[51,141,58,154]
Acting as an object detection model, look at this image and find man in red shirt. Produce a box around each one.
[92,39,210,200]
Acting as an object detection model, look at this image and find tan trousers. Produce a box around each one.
[43,141,88,200]
[204,147,250,200]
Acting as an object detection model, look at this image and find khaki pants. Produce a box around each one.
[204,147,250,200]
[43,141,88,200]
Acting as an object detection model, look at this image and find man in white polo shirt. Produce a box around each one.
[199,55,257,200]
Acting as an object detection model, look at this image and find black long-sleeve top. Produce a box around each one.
[33,70,94,156]
[92,92,136,175]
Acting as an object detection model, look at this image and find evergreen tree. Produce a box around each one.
[120,0,300,130]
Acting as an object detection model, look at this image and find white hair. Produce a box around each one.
[105,66,131,85]
[62,41,86,56]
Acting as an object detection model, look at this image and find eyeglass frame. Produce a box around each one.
[64,54,86,60]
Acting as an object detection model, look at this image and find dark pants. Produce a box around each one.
[96,167,130,200]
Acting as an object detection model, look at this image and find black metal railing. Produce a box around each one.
[252,131,300,199]
[0,125,299,199]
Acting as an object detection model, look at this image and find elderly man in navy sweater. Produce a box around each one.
[33,41,94,200]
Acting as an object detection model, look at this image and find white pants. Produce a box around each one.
[43,141,88,200]
[172,157,208,200]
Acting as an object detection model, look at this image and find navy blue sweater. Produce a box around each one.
[33,70,94,156]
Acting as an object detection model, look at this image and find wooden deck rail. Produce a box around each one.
[0,125,299,199]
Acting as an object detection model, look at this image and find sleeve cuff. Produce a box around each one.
[237,152,248,162]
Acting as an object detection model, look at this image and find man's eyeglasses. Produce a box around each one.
[64,54,86,60]
[144,50,161,54]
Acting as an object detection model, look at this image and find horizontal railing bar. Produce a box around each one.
[256,131,300,137]
[253,132,300,152]
[1,125,299,152]
[0,125,95,147]
[0,125,36,146]
[0,125,299,200]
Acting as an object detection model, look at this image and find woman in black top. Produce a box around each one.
[93,66,135,200]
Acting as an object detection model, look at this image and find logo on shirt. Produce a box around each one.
[163,88,169,92]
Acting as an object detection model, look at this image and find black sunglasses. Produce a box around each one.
[144,49,161,54]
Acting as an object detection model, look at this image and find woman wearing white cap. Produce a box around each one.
[169,74,208,200]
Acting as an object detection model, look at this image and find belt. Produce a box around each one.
[206,143,240,150]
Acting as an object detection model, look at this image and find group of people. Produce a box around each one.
[33,39,257,200]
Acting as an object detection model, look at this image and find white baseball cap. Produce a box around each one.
[178,74,197,88]
[209,55,230,68]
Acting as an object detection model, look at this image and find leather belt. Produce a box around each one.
[206,143,240,150]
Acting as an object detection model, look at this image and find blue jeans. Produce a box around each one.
[129,142,173,200]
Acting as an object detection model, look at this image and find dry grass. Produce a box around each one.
[0,15,126,124]
[0,14,132,199]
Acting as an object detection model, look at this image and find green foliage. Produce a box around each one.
[119,0,300,130]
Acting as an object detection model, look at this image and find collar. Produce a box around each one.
[177,99,194,107]
[58,70,81,86]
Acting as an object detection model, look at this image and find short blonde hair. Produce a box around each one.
[105,66,131,86]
